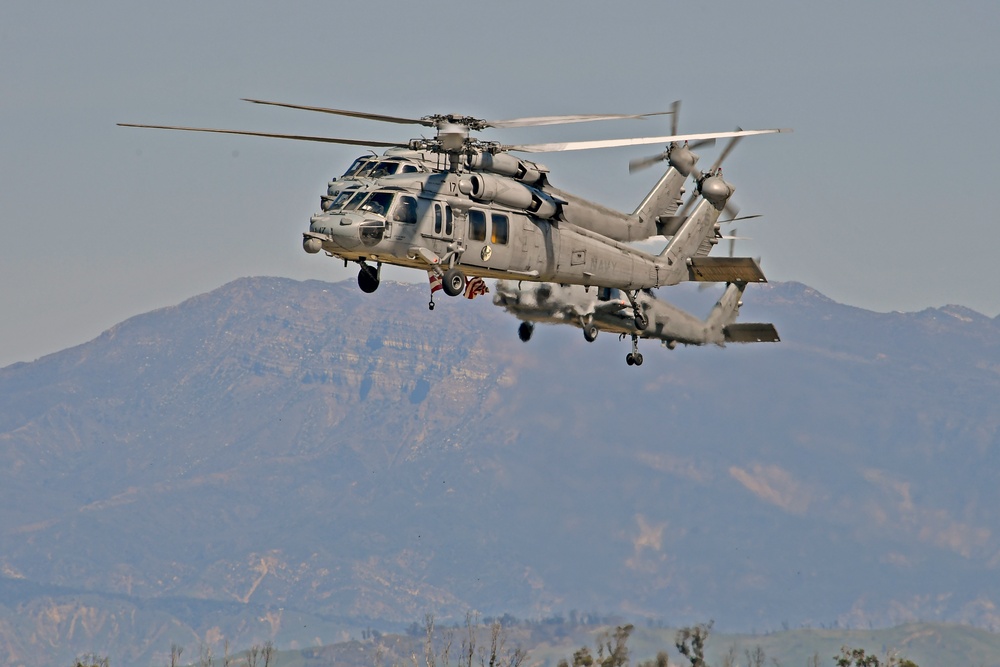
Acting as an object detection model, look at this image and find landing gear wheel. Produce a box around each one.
[583,324,598,342]
[428,300,435,311]
[518,322,534,342]
[626,334,641,368]
[358,264,379,293]
[442,268,466,297]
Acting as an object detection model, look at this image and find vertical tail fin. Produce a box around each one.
[657,197,722,262]
[631,168,687,235]
[706,282,746,330]
[630,142,702,239]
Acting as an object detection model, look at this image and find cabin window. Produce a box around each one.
[433,204,454,235]
[393,196,418,224]
[469,209,487,242]
[401,164,419,173]
[491,213,509,245]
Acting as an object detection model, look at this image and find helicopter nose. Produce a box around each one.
[309,213,364,250]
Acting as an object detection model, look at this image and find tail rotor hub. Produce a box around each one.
[699,172,734,209]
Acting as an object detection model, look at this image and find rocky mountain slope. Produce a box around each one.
[1,277,998,666]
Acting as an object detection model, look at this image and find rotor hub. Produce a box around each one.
[699,174,735,209]
[667,143,697,176]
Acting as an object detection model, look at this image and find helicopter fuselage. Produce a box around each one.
[306,169,675,291]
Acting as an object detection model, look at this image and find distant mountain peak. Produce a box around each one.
[2,275,1000,667]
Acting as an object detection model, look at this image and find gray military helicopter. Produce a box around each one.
[493,280,779,366]
[120,99,788,327]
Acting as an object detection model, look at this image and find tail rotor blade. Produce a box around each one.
[628,151,668,174]
[723,200,740,221]
[709,129,743,173]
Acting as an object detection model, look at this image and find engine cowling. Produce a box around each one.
[465,153,543,185]
[461,173,558,219]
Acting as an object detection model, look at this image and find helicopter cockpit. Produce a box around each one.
[324,156,423,211]
[321,189,398,217]
[342,156,421,179]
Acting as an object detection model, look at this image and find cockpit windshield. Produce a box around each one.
[326,189,359,210]
[341,191,369,211]
[342,157,370,178]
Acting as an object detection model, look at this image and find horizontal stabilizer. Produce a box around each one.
[687,257,767,283]
[724,323,780,343]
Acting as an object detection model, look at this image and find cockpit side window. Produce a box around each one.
[359,191,395,216]
[401,164,419,173]
[369,161,400,178]
[393,196,418,223]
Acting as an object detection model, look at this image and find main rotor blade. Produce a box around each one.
[243,99,674,130]
[117,123,404,148]
[505,127,791,153]
[487,110,674,129]
[242,98,429,126]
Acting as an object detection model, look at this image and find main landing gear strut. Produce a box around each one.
[625,290,648,330]
[625,334,644,367]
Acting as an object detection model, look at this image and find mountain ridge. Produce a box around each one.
[2,276,998,666]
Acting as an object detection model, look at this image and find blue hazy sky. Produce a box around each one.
[2,0,998,367]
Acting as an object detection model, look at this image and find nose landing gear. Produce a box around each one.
[357,261,381,293]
